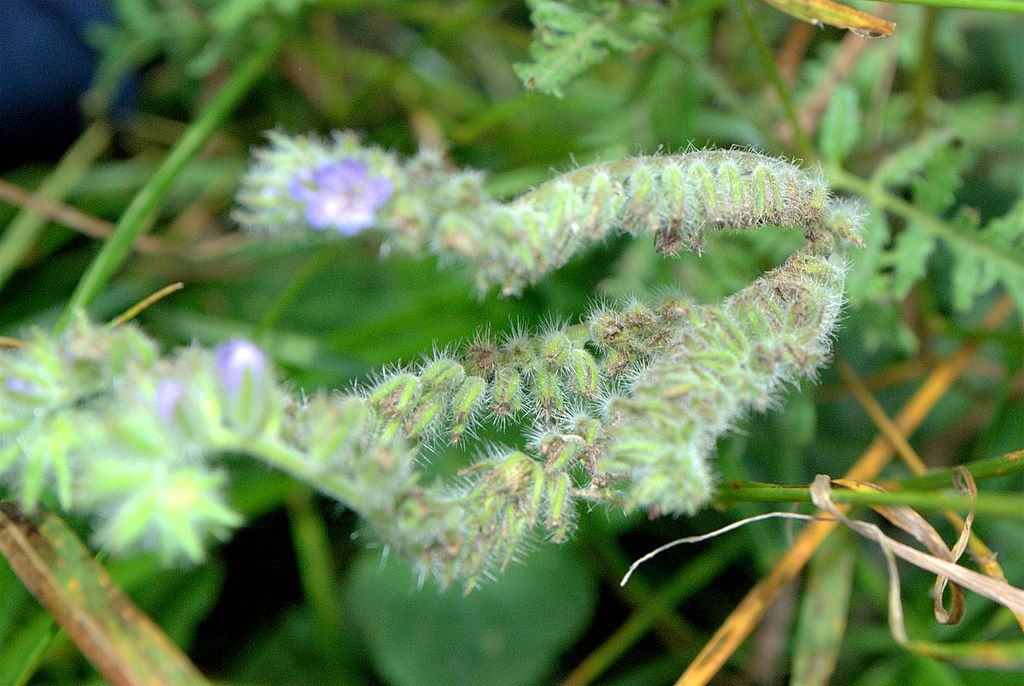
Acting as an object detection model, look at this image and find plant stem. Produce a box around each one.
[0,121,111,294]
[910,7,940,131]
[716,480,1024,518]
[865,0,1024,12]
[246,435,366,512]
[55,26,286,333]
[896,450,1024,491]
[254,249,333,339]
[285,487,345,659]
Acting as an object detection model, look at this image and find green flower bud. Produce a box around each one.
[214,339,273,439]
[716,161,745,224]
[601,349,631,377]
[588,307,624,350]
[368,373,419,419]
[489,366,523,420]
[463,334,498,375]
[545,472,575,540]
[531,364,563,417]
[623,163,656,234]
[540,330,572,367]
[581,171,619,240]
[405,397,446,440]
[654,162,690,253]
[309,395,371,468]
[419,358,465,393]
[535,432,583,471]
[753,164,781,216]
[450,376,487,444]
[688,161,717,219]
[566,348,600,398]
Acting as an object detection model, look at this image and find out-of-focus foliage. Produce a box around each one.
[514,0,665,97]
[2,0,1024,685]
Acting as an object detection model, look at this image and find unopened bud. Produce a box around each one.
[214,339,272,438]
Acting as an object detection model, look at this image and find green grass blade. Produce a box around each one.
[55,26,286,333]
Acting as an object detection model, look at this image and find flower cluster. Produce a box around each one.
[0,317,278,562]
[1,141,862,587]
[287,159,392,234]
[235,135,862,295]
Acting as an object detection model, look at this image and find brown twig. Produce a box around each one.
[0,173,257,262]
[0,178,163,254]
[777,21,814,82]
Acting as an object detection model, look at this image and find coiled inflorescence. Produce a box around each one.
[236,133,861,294]
[1,134,863,587]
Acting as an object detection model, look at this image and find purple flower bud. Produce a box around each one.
[155,379,184,423]
[3,376,45,404]
[288,159,392,235]
[4,377,36,395]
[214,339,268,396]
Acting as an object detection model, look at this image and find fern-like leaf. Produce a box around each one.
[950,201,1024,312]
[513,0,664,97]
[844,132,1024,317]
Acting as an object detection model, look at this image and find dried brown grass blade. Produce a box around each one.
[108,282,185,326]
[759,0,895,36]
[840,360,1024,632]
[0,502,210,686]
[809,475,1024,639]
[832,475,971,626]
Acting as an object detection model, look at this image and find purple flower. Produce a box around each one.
[214,339,268,396]
[155,379,184,423]
[5,377,36,395]
[288,159,392,234]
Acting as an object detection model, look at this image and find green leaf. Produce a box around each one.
[818,84,861,165]
[863,133,974,303]
[0,558,56,686]
[344,544,597,686]
[514,0,664,97]
[871,131,959,189]
[836,153,1024,319]
[910,141,968,213]
[228,605,370,685]
[884,227,937,299]
[790,533,855,686]
[845,206,892,304]
[899,654,964,686]
[949,201,1024,312]
[845,301,919,354]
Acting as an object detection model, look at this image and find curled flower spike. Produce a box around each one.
[0,142,866,586]
[288,159,393,234]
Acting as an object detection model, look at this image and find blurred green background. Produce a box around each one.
[2,1,1024,684]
